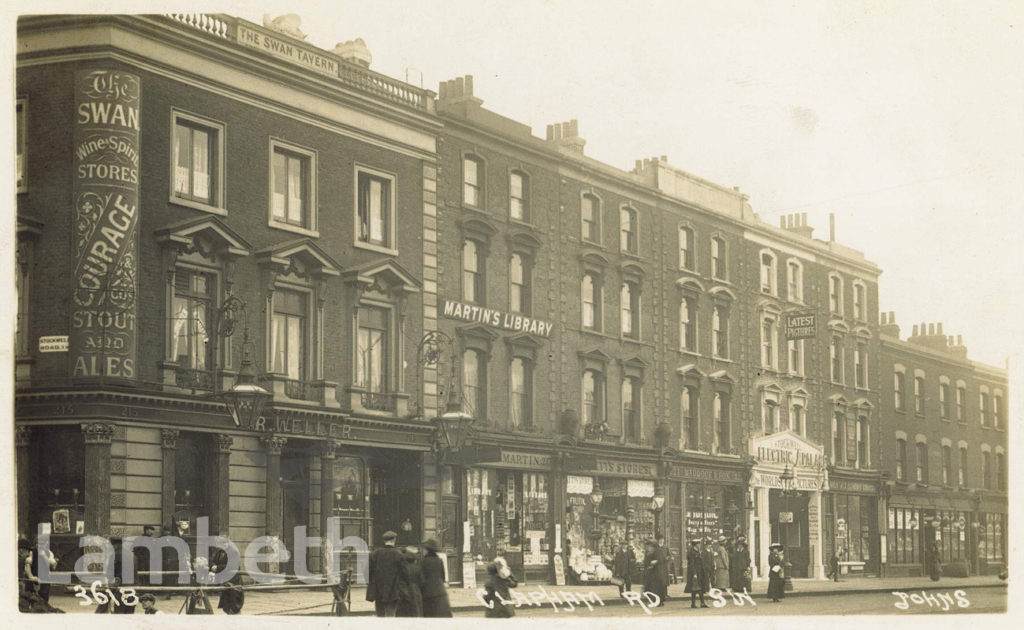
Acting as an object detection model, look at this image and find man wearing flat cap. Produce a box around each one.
[367,530,404,616]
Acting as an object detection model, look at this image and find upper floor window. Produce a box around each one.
[832,414,843,464]
[170,269,214,370]
[956,384,967,422]
[993,394,1003,429]
[914,375,925,414]
[581,194,600,243]
[982,451,992,489]
[854,343,868,388]
[857,418,869,468]
[16,99,26,192]
[620,281,639,339]
[510,357,532,428]
[830,336,844,383]
[680,297,697,352]
[979,391,990,427]
[509,171,528,221]
[682,386,698,450]
[462,348,486,417]
[356,306,389,393]
[16,241,31,357]
[788,339,804,376]
[679,226,694,270]
[763,400,780,434]
[462,239,484,303]
[894,371,905,410]
[582,272,602,331]
[760,251,777,295]
[582,369,605,428]
[791,402,805,436]
[896,438,907,481]
[942,445,952,485]
[509,253,530,314]
[915,442,928,483]
[620,207,638,254]
[714,392,731,454]
[622,377,641,442]
[271,289,308,380]
[787,260,803,302]
[829,274,843,315]
[959,446,968,487]
[463,156,482,208]
[761,317,778,369]
[173,112,222,208]
[270,141,316,233]
[711,237,726,280]
[712,305,728,358]
[939,383,951,420]
[996,452,1005,490]
[356,168,394,250]
[853,282,866,321]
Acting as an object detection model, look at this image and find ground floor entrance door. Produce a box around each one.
[769,490,810,577]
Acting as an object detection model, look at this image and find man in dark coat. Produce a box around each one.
[642,540,667,605]
[729,536,751,592]
[420,539,452,617]
[210,546,244,614]
[656,535,673,594]
[684,539,709,608]
[396,545,424,617]
[767,543,785,602]
[612,541,636,596]
[367,530,404,617]
[927,540,942,581]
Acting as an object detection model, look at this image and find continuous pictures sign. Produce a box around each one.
[785,312,816,340]
[70,70,140,381]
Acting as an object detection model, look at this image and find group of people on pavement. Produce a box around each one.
[366,530,453,617]
[683,535,753,607]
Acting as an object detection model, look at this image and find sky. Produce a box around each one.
[6,1,1024,369]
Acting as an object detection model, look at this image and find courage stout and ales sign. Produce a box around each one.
[70,70,140,381]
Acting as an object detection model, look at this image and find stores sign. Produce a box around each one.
[442,299,554,337]
[786,312,816,340]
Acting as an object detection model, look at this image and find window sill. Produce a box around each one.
[170,196,227,216]
[894,408,906,415]
[268,220,319,239]
[619,249,641,259]
[679,349,702,359]
[712,356,733,363]
[830,380,846,387]
[461,203,489,216]
[710,276,731,285]
[580,239,605,250]
[354,240,398,256]
[579,327,609,339]
[509,217,538,232]
[676,267,701,278]
[940,417,952,423]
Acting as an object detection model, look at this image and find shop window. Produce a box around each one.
[894,370,905,410]
[270,140,316,233]
[915,442,928,483]
[679,225,694,270]
[582,194,600,243]
[509,357,532,429]
[620,207,638,254]
[712,305,728,358]
[170,268,215,371]
[582,369,605,430]
[622,377,641,442]
[462,349,486,418]
[463,155,482,208]
[172,111,223,211]
[28,427,85,539]
[509,170,529,221]
[356,306,390,394]
[270,289,308,380]
[787,259,803,302]
[680,297,696,352]
[978,513,1005,564]
[620,281,640,339]
[509,253,530,314]
[760,250,777,295]
[711,236,726,280]
[16,98,26,192]
[896,439,907,481]
[582,272,602,331]
[462,239,485,304]
[888,507,921,565]
[356,168,395,251]
[714,392,730,454]
[682,386,698,450]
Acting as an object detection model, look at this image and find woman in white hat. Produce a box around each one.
[767,543,785,602]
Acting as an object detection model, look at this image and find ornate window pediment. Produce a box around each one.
[155,216,252,259]
[255,238,341,278]
[342,258,420,297]
[505,332,543,360]
[709,369,734,384]
[507,231,542,256]
[676,364,705,379]
[458,216,498,245]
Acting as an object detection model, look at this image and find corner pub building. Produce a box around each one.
[15,14,444,575]
[15,12,1008,589]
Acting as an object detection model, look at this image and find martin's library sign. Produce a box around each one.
[442,299,554,337]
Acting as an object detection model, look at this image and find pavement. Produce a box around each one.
[43,574,1007,616]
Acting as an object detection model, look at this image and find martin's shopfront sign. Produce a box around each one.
[442,299,554,337]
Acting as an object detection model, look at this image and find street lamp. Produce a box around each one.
[651,486,666,538]
[217,294,270,428]
[433,398,474,458]
[778,464,796,591]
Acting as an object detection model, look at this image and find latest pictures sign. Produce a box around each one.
[785,312,816,340]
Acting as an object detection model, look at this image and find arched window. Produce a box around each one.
[682,386,698,450]
[763,400,779,434]
[509,253,529,314]
[914,374,925,414]
[680,297,696,352]
[939,382,951,420]
[582,194,600,242]
[982,450,992,489]
[714,392,730,454]
[896,439,907,481]
[832,414,844,464]
[622,377,641,442]
[679,226,694,270]
[509,170,528,221]
[509,357,531,428]
[581,272,601,330]
[711,236,726,280]
[760,250,777,295]
[620,281,639,339]
[791,403,805,435]
[462,239,483,303]
[996,452,1005,490]
[980,390,990,427]
[582,369,604,427]
[830,336,844,383]
[463,155,483,208]
[956,383,967,422]
[787,259,803,302]
[712,305,728,358]
[959,446,968,487]
[620,207,638,254]
[856,418,869,468]
[854,342,867,388]
[942,445,952,485]
[894,370,905,410]
[761,317,778,369]
[915,442,928,483]
[829,273,844,315]
[853,281,867,321]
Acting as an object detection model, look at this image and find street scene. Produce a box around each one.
[12,4,1015,620]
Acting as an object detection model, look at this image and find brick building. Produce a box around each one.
[878,316,1007,576]
[15,13,442,574]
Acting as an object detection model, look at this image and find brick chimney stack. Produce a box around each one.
[779,212,814,239]
[546,119,585,155]
[908,321,968,356]
[880,311,900,338]
[437,75,483,112]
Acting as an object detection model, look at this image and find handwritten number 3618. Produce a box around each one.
[72,580,138,607]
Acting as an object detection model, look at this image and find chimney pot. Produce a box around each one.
[454,76,464,97]
[957,335,963,346]
[937,322,943,335]
[912,324,919,336]
[829,213,836,241]
[465,75,473,95]
[780,216,786,228]
[889,311,895,321]
[801,212,808,227]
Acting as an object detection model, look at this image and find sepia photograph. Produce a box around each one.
[5,0,1021,624]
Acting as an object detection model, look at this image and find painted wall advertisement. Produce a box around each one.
[70,70,140,381]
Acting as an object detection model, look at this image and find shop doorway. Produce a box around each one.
[369,449,423,548]
[769,490,809,577]
[280,447,312,576]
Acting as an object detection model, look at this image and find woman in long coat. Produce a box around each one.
[712,536,730,590]
[927,541,942,581]
[767,544,785,602]
[729,537,751,592]
[683,539,709,608]
[396,546,424,617]
[483,558,518,618]
[420,539,452,617]
[642,540,667,605]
